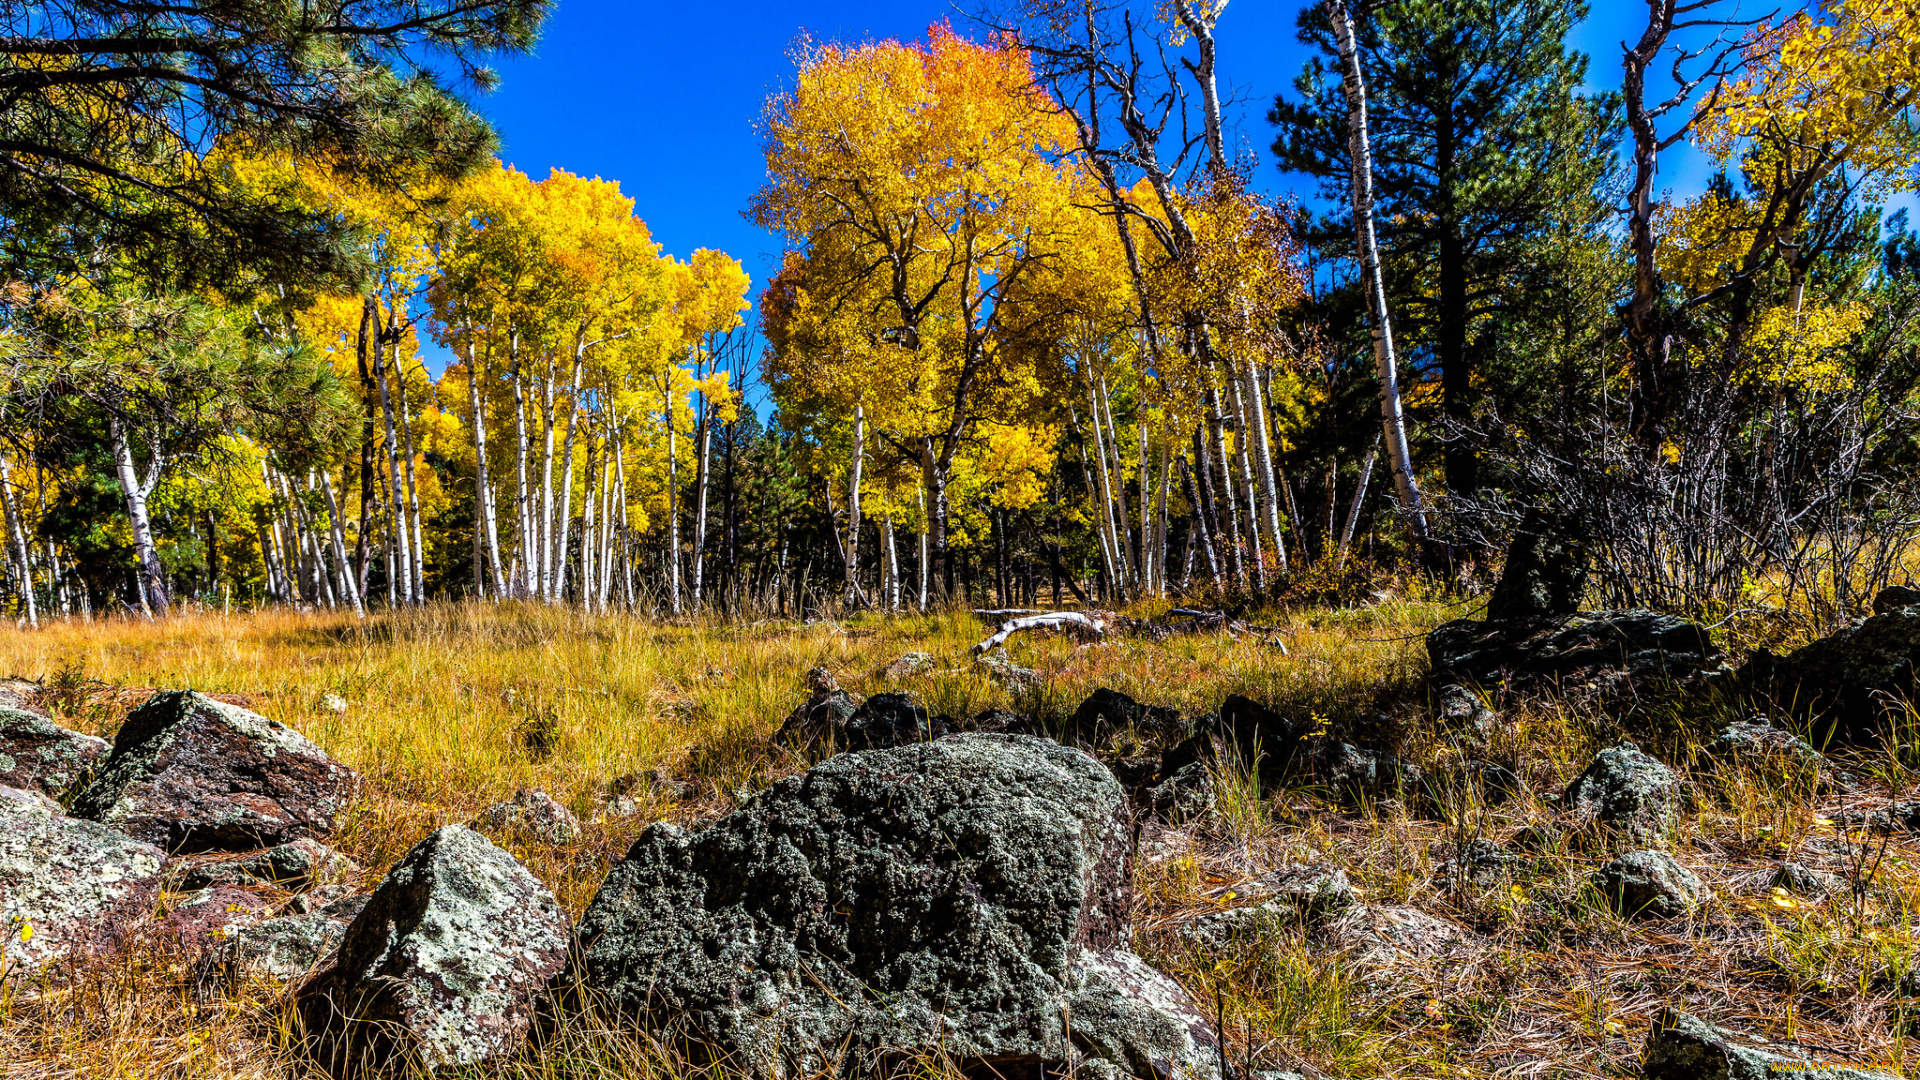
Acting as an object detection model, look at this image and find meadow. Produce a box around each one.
[2,599,1918,1079]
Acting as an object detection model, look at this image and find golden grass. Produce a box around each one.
[3,598,1920,1078]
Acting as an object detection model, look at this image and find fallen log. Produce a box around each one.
[969,612,1106,655]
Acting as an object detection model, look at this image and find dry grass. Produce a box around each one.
[2,598,1919,1078]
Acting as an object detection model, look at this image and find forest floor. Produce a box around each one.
[1,599,1918,1078]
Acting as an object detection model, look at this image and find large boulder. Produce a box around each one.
[1593,850,1709,919]
[770,686,863,757]
[569,734,1221,1080]
[71,690,362,853]
[214,893,369,984]
[1563,741,1681,845]
[0,706,109,800]
[296,826,569,1077]
[1485,507,1589,622]
[1429,610,1722,696]
[1160,695,1314,778]
[178,838,357,891]
[1067,688,1186,751]
[843,692,952,752]
[1743,609,1920,745]
[0,784,168,972]
[468,788,580,845]
[1643,1008,1900,1079]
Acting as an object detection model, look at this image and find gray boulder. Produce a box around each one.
[1316,903,1471,968]
[1563,741,1680,844]
[1310,740,1424,806]
[0,784,168,972]
[0,707,109,800]
[215,893,369,983]
[1873,585,1920,616]
[297,826,569,1077]
[1593,850,1709,919]
[1743,609,1920,746]
[468,788,581,844]
[150,884,277,955]
[1177,864,1356,947]
[1485,507,1589,621]
[72,691,363,853]
[1429,610,1722,695]
[1145,761,1214,824]
[568,734,1221,1080]
[1643,1008,1901,1079]
[1703,720,1851,793]
[877,651,935,680]
[770,688,863,756]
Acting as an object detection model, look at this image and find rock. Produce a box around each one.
[1511,822,1566,854]
[1703,720,1851,792]
[468,789,581,844]
[1743,609,1920,746]
[974,648,1041,692]
[1146,761,1215,824]
[178,839,357,890]
[0,785,169,972]
[1836,801,1920,833]
[843,692,952,752]
[965,708,1031,735]
[1178,864,1356,946]
[568,734,1222,1080]
[284,884,359,914]
[1563,741,1680,844]
[1317,904,1471,968]
[216,893,369,983]
[770,688,864,757]
[1485,507,1589,621]
[804,666,838,693]
[319,693,349,715]
[1434,838,1518,885]
[151,884,276,954]
[1770,862,1843,899]
[1593,849,1709,918]
[71,690,363,853]
[1643,1007,1902,1079]
[1068,687,1186,750]
[297,826,569,1076]
[1161,695,1315,778]
[1435,683,1497,736]
[1426,760,1523,812]
[1873,585,1920,616]
[1309,740,1424,806]
[877,651,935,680]
[0,678,37,713]
[0,707,109,800]
[1429,610,1723,696]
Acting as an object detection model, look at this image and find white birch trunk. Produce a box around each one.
[553,350,583,603]
[465,338,506,599]
[0,455,37,628]
[844,403,865,608]
[370,296,415,605]
[108,415,168,617]
[1330,0,1429,541]
[319,467,364,617]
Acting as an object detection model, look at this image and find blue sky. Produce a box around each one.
[418,0,1729,371]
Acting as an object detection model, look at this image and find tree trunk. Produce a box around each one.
[392,337,427,603]
[692,373,714,606]
[553,350,584,603]
[1207,388,1244,588]
[0,454,38,628]
[465,338,506,599]
[1227,373,1267,589]
[369,293,415,605]
[108,415,168,618]
[845,403,865,608]
[665,385,681,615]
[1246,363,1288,571]
[1330,0,1430,542]
[1339,445,1379,564]
[320,467,364,617]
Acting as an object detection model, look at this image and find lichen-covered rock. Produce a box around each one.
[1770,862,1842,899]
[1308,740,1424,806]
[1593,850,1708,918]
[1316,904,1471,969]
[568,734,1220,1080]
[843,692,952,752]
[1874,585,1920,616]
[1485,507,1589,621]
[1743,610,1920,746]
[1563,741,1680,844]
[1429,610,1722,695]
[1703,720,1851,793]
[0,707,109,800]
[974,648,1041,692]
[0,785,168,972]
[71,691,363,853]
[1643,1008,1901,1079]
[179,838,357,890]
[215,893,368,983]
[1145,761,1214,824]
[1178,864,1356,946]
[877,651,935,680]
[770,688,864,757]
[1160,695,1314,779]
[0,678,36,713]
[468,788,580,844]
[1435,682,1498,736]
[296,826,569,1076]
[1067,687,1186,750]
[150,884,277,954]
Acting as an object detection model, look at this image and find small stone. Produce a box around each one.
[1317,904,1471,968]
[769,687,864,756]
[71,690,363,853]
[1643,1007,1901,1079]
[1510,822,1566,854]
[468,788,581,844]
[0,707,110,801]
[151,885,276,954]
[877,651,935,680]
[1873,584,1920,616]
[297,826,570,1075]
[1434,837,1518,885]
[1770,862,1843,899]
[1178,864,1356,946]
[216,893,369,983]
[1146,761,1215,824]
[843,692,951,752]
[1563,741,1680,844]
[1311,740,1424,806]
[1593,849,1709,919]
[0,788,168,972]
[803,666,838,693]
[283,884,358,915]
[1436,682,1497,736]
[178,838,357,890]
[319,693,349,715]
[973,648,1040,692]
[1068,687,1185,749]
[1704,720,1849,791]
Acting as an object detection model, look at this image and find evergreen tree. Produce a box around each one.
[1269,0,1617,496]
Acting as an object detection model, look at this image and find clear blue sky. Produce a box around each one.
[417,0,1721,372]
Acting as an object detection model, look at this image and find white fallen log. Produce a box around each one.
[972,608,1050,621]
[969,611,1106,655]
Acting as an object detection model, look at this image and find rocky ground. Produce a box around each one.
[6,595,1920,1077]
